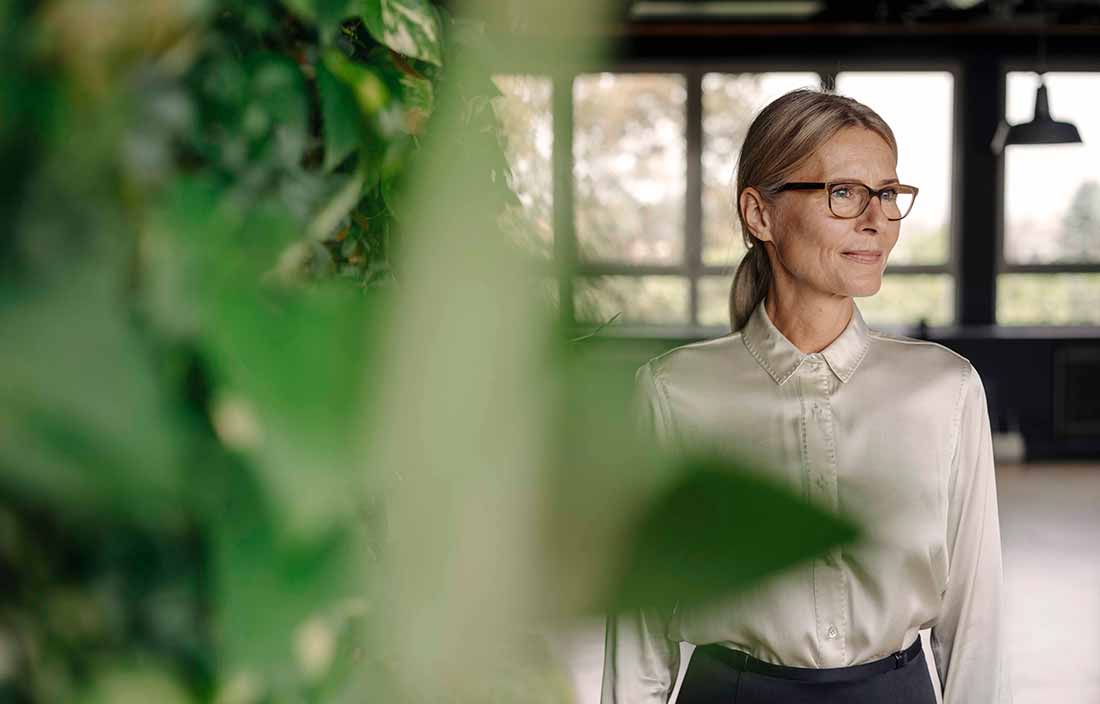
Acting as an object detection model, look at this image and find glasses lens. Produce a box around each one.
[830,184,916,220]
[885,188,916,220]
[829,184,869,217]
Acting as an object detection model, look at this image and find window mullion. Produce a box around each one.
[553,73,577,328]
[685,68,704,326]
[957,54,1001,325]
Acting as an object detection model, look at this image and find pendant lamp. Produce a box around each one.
[990,1,1083,154]
[991,76,1083,154]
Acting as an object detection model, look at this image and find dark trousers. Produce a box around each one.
[676,638,937,704]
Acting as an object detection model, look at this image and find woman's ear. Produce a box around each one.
[739,187,774,244]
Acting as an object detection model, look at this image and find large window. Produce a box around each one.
[492,75,554,262]
[493,69,958,333]
[572,73,691,325]
[574,73,687,266]
[998,71,1100,326]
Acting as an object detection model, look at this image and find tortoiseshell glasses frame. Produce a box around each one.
[776,181,920,221]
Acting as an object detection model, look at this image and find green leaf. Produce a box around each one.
[360,48,565,699]
[155,178,301,284]
[322,48,390,116]
[80,663,194,704]
[282,0,318,21]
[380,174,400,219]
[317,60,362,171]
[287,0,360,41]
[361,46,409,102]
[354,0,385,45]
[0,259,183,525]
[399,70,433,115]
[249,56,307,125]
[148,177,388,537]
[355,0,442,66]
[246,54,309,167]
[201,286,375,537]
[308,169,366,239]
[606,454,862,613]
[210,460,360,683]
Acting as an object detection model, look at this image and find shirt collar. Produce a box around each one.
[741,297,871,386]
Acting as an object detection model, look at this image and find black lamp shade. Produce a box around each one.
[992,81,1083,154]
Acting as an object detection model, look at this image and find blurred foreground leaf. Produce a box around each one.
[0,256,182,525]
[362,1,865,700]
[210,460,362,687]
[606,454,861,613]
[544,343,861,620]
[80,664,194,704]
[147,175,391,538]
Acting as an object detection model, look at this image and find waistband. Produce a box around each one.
[693,637,924,684]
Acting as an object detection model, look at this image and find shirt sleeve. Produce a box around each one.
[599,362,682,704]
[931,364,1013,704]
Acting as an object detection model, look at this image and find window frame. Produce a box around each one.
[991,59,1100,328]
[549,59,961,337]
[997,61,1100,277]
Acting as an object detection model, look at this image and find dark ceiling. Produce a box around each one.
[623,0,1100,25]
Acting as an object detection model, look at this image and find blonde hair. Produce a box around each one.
[728,88,898,332]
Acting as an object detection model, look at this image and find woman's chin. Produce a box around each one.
[847,279,883,298]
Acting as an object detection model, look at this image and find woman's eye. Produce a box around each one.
[882,189,898,201]
[832,187,851,199]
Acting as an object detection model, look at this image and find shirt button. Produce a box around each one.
[826,625,839,639]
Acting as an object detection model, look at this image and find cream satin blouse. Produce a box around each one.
[601,297,1012,704]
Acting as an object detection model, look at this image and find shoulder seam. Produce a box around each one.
[644,333,743,450]
[867,331,971,365]
[647,332,743,369]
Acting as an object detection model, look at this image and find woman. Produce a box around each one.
[600,89,1011,704]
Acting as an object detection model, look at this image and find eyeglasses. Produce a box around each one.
[776,181,919,221]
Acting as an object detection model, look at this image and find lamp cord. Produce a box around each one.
[1037,0,1048,77]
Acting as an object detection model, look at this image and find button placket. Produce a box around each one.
[799,357,847,663]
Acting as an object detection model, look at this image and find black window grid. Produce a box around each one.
[528,59,1097,335]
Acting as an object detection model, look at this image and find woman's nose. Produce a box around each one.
[860,194,890,229]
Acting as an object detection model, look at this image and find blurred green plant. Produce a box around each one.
[0,0,861,702]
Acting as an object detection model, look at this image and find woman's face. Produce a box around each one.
[744,126,901,300]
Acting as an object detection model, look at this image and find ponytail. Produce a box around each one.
[729,239,772,332]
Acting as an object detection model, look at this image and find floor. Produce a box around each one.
[547,462,1100,704]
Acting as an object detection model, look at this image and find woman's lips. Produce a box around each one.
[841,251,882,264]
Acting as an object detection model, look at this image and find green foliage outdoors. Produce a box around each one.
[1058,179,1100,261]
[1,1,860,702]
[996,179,1100,325]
